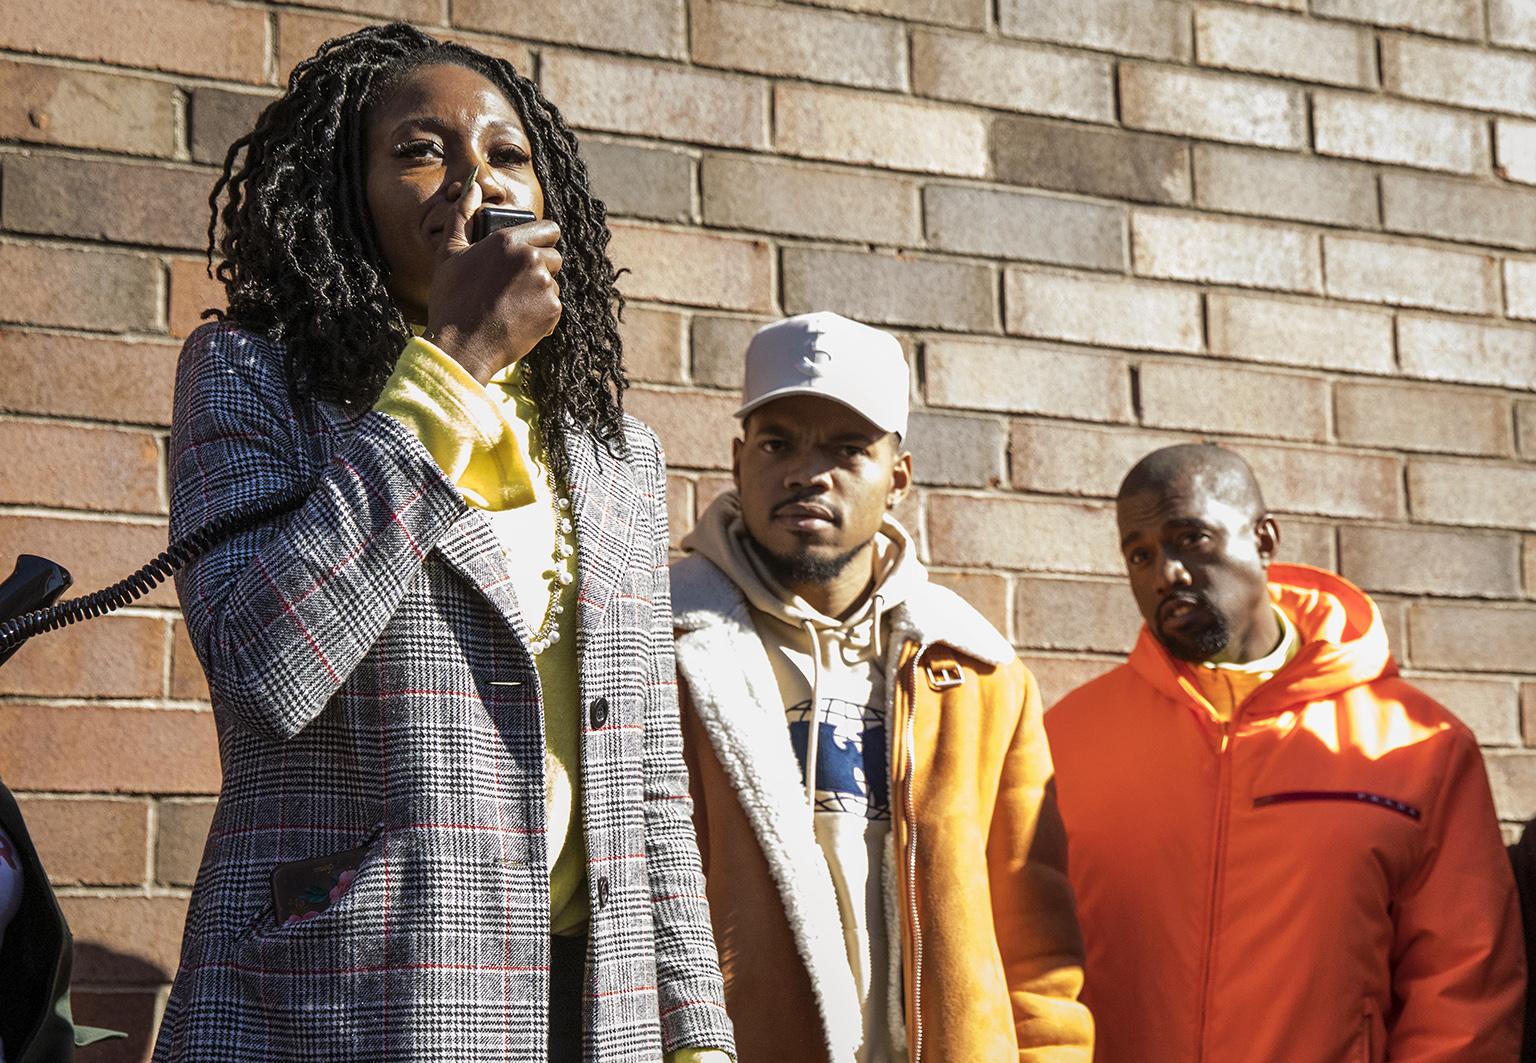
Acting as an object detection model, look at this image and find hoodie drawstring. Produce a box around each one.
[802,620,823,807]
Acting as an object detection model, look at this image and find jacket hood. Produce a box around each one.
[1129,562,1397,718]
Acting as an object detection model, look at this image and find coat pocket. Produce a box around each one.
[239,824,389,946]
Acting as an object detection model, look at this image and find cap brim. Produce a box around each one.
[734,385,903,437]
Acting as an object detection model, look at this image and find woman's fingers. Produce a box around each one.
[438,165,483,261]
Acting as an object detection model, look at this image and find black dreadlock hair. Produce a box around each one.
[205,22,626,480]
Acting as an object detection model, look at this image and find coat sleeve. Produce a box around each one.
[1386,727,1525,1062]
[987,663,1095,1061]
[633,430,736,1059]
[170,325,466,741]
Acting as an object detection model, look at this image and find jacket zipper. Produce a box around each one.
[901,645,929,1063]
[1195,721,1234,1062]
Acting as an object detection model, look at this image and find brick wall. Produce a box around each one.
[2,0,1535,1056]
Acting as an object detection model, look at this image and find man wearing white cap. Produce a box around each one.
[670,312,1093,1062]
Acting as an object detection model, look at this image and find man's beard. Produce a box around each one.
[1155,595,1232,662]
[755,541,864,588]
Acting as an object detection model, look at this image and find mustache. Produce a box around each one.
[1157,590,1213,621]
[770,490,839,523]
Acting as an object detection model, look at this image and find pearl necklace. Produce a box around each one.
[519,384,575,658]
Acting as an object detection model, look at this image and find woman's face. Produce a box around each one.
[365,62,545,323]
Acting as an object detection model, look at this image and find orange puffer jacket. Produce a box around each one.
[1046,564,1524,1063]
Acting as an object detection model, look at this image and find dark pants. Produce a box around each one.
[548,932,587,1063]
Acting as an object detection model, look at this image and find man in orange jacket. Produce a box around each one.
[1046,443,1524,1062]
[672,312,1093,1062]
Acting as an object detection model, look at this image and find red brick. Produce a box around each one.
[0,242,161,333]
[0,0,268,82]
[1339,525,1522,598]
[1408,459,1536,531]
[71,991,161,1063]
[0,704,219,794]
[620,305,686,385]
[1,155,211,250]
[0,330,177,426]
[694,474,735,521]
[1137,361,1329,442]
[287,0,440,21]
[625,387,738,471]
[169,259,227,339]
[927,493,1121,574]
[929,571,1010,636]
[693,1,906,90]
[584,139,695,224]
[1015,576,1140,654]
[608,223,773,312]
[796,0,985,30]
[16,797,148,886]
[0,59,177,157]
[189,86,277,166]
[275,11,371,82]
[905,411,1006,488]
[1404,673,1522,747]
[783,248,995,332]
[0,614,166,699]
[0,514,176,608]
[0,421,162,515]
[1336,380,1513,457]
[59,895,188,984]
[456,0,684,59]
[927,340,1133,423]
[171,621,210,702]
[155,797,215,887]
[1408,601,1536,673]
[1024,654,1118,708]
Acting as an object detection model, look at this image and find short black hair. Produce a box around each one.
[205,21,626,480]
[1117,443,1268,519]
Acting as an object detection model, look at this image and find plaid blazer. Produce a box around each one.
[152,324,733,1062]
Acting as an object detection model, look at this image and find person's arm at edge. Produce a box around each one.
[987,659,1095,1061]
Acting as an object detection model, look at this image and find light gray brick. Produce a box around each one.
[1242,445,1402,519]
[1507,260,1536,320]
[782,248,995,331]
[1004,270,1203,352]
[1132,211,1321,292]
[1323,235,1500,315]
[1497,119,1536,184]
[775,83,988,177]
[455,0,685,57]
[796,0,985,30]
[1192,144,1378,228]
[1313,92,1489,175]
[924,185,1126,269]
[1383,35,1536,117]
[927,493,1122,574]
[1520,401,1536,459]
[1196,6,1375,88]
[911,30,1114,122]
[1336,380,1514,456]
[1493,0,1536,50]
[1397,316,1536,389]
[1206,293,1395,373]
[690,314,771,390]
[1016,577,1143,654]
[1382,172,1536,251]
[1011,421,1180,497]
[607,222,773,311]
[904,411,1006,487]
[1311,0,1481,38]
[582,139,694,223]
[701,155,920,245]
[999,0,1190,61]
[1409,459,1536,530]
[991,117,1192,204]
[1405,673,1523,746]
[1138,360,1329,441]
[1122,63,1306,149]
[691,1,907,91]
[924,339,1134,421]
[541,52,767,149]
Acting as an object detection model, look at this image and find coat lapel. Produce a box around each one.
[672,557,864,1063]
[432,507,537,646]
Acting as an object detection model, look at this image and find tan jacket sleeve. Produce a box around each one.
[987,663,1096,1061]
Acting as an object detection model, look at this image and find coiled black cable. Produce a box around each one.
[0,488,307,658]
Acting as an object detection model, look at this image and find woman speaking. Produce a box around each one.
[152,23,731,1063]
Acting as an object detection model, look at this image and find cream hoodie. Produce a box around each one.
[683,491,927,1063]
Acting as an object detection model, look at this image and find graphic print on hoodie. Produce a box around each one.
[683,492,926,1063]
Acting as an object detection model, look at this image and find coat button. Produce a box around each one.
[596,875,611,908]
[589,696,609,729]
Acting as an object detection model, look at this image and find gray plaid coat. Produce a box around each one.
[152,324,733,1062]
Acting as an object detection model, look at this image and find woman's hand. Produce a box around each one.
[423,173,563,385]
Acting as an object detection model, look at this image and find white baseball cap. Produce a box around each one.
[734,311,909,439]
